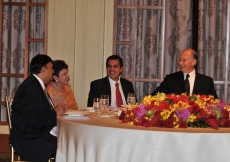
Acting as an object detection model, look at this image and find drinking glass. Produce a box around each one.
[100,95,109,115]
[93,98,101,117]
[127,93,136,108]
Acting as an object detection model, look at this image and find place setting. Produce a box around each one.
[62,110,90,120]
[93,95,117,118]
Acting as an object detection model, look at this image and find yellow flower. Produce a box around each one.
[129,121,134,126]
[186,114,196,122]
[161,110,171,120]
[154,101,159,106]
[143,95,155,105]
[153,92,166,102]
[174,122,179,128]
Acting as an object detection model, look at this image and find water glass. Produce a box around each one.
[127,93,136,107]
[100,95,109,115]
[93,98,101,117]
[93,98,101,112]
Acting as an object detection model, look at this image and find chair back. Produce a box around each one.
[6,96,14,130]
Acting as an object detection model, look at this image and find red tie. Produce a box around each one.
[115,83,123,107]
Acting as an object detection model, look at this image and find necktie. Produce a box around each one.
[184,74,190,95]
[44,89,55,109]
[115,83,123,107]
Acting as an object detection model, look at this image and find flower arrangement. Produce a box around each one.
[119,93,230,129]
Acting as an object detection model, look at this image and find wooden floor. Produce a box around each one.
[0,152,10,162]
[0,133,10,161]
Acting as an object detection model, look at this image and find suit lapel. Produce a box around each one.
[120,78,127,102]
[176,71,185,93]
[31,75,50,106]
[104,76,112,104]
[193,73,201,94]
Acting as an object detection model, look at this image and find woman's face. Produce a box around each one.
[54,68,70,85]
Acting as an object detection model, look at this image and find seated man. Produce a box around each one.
[87,55,135,107]
[9,55,66,161]
[151,48,218,98]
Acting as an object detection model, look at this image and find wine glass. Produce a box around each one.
[100,95,109,115]
[127,93,136,108]
[93,98,101,117]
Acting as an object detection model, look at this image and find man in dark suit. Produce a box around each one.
[87,55,135,107]
[151,48,218,98]
[9,55,66,161]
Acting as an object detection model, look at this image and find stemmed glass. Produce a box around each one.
[127,93,136,108]
[100,95,109,115]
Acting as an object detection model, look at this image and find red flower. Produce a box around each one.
[164,119,174,128]
[178,120,188,128]
[206,119,218,129]
[222,109,230,118]
[119,111,126,120]
[159,101,170,110]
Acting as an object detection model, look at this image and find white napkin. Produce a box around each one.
[63,116,90,120]
[50,126,57,137]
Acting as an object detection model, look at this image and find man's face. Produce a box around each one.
[43,62,54,84]
[106,59,123,81]
[177,50,196,73]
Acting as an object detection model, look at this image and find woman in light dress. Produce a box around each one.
[47,60,78,110]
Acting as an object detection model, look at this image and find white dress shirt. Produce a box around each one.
[183,70,196,94]
[108,76,126,107]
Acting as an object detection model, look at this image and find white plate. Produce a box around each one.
[98,114,114,118]
[85,107,95,112]
[108,106,118,111]
[63,110,89,116]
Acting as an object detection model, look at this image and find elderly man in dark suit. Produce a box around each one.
[87,55,135,107]
[9,55,66,161]
[151,48,218,98]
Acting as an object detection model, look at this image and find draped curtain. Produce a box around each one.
[0,1,45,121]
[197,0,230,102]
[116,0,229,103]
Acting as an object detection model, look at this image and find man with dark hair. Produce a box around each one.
[151,48,218,98]
[9,54,66,161]
[87,55,135,107]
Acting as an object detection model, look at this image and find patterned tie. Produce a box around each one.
[115,83,123,107]
[44,89,55,109]
[184,74,190,95]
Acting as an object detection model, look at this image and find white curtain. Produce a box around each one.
[116,0,193,102]
[116,0,229,103]
[1,4,46,121]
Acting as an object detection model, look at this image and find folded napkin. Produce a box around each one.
[50,126,57,137]
[63,116,90,120]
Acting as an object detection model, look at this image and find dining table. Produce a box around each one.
[55,110,230,162]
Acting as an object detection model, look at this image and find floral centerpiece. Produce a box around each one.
[119,93,230,129]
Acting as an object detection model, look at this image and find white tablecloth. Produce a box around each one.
[56,115,230,162]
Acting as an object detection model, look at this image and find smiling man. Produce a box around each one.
[151,48,218,98]
[87,55,135,107]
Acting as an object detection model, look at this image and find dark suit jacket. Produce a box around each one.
[87,76,135,107]
[9,75,57,161]
[151,71,218,98]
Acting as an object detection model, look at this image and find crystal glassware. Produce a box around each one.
[100,95,109,115]
[127,93,136,108]
[93,98,101,117]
